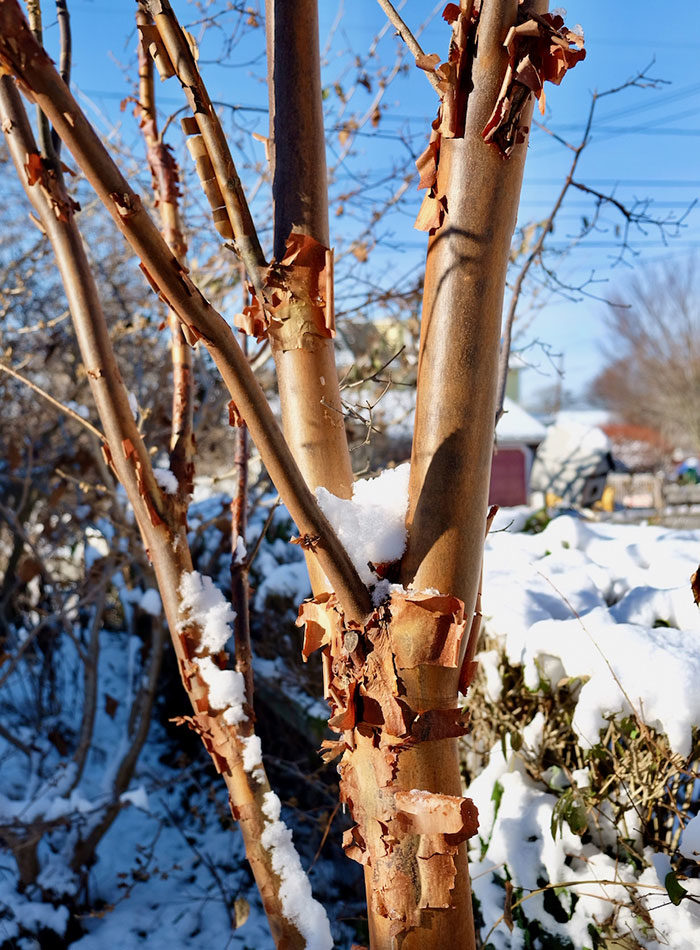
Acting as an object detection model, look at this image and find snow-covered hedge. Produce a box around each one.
[468,512,700,950]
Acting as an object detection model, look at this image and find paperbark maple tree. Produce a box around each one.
[0,0,584,947]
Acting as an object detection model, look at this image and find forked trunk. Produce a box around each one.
[299,2,546,948]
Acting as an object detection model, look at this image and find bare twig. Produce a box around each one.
[136,6,195,501]
[0,361,104,440]
[376,0,442,93]
[496,67,680,422]
[142,0,268,297]
[52,0,71,156]
[245,495,281,572]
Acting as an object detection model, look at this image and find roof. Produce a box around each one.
[496,397,547,444]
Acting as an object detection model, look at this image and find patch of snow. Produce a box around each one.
[241,734,263,773]
[233,534,247,565]
[476,649,503,703]
[469,511,700,948]
[254,561,310,613]
[119,786,150,811]
[138,588,162,617]
[127,390,139,420]
[482,514,700,757]
[154,467,178,495]
[65,399,90,420]
[496,397,547,444]
[194,656,246,726]
[680,814,700,860]
[316,463,410,587]
[490,505,534,534]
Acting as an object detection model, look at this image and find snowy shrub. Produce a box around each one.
[464,512,700,950]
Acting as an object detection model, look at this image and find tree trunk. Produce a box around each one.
[265,0,354,596]
[303,3,546,947]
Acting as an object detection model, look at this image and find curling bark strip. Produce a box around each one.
[0,72,310,950]
[0,0,372,623]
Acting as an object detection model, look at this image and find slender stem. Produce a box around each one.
[495,94,597,423]
[376,0,442,93]
[52,0,71,156]
[0,361,104,440]
[144,0,268,297]
[25,0,56,163]
[265,0,356,596]
[137,6,195,499]
[69,573,108,791]
[1,71,312,949]
[231,281,254,713]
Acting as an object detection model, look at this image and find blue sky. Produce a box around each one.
[36,1,700,406]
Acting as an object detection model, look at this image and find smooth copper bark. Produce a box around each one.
[387,3,545,948]
[265,0,354,595]
[402,0,543,615]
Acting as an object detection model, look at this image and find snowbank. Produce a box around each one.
[470,511,700,949]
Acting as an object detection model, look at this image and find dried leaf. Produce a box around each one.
[17,555,41,584]
[414,191,444,233]
[24,151,43,186]
[691,567,700,606]
[227,400,243,427]
[104,694,119,719]
[233,294,272,342]
[296,592,340,661]
[233,897,249,929]
[290,534,321,550]
[504,879,515,932]
[351,242,369,263]
[416,138,439,192]
[442,3,460,24]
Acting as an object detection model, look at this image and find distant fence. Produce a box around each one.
[606,472,664,510]
[606,473,700,512]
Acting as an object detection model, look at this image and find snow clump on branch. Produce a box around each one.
[179,571,246,726]
[316,462,410,592]
[260,790,334,950]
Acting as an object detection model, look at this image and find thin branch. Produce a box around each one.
[245,495,281,572]
[496,66,671,423]
[52,0,71,156]
[142,0,268,297]
[230,274,254,713]
[25,0,56,164]
[0,361,104,440]
[0,2,372,620]
[136,6,195,501]
[376,0,442,93]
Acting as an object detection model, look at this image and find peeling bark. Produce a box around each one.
[298,591,479,946]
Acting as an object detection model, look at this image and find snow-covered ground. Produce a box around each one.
[2,476,700,948]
